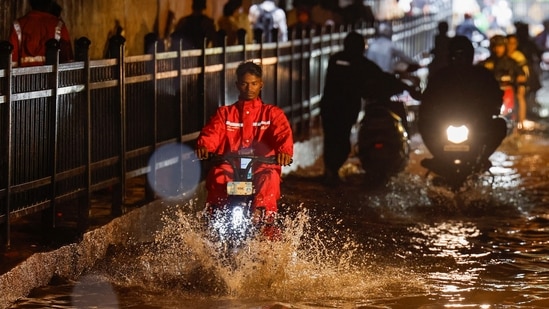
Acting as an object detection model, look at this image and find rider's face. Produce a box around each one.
[236,73,263,100]
[492,44,506,57]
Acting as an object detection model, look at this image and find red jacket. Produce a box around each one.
[197,98,294,157]
[9,10,73,67]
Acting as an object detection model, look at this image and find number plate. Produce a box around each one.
[227,181,253,195]
[444,144,470,152]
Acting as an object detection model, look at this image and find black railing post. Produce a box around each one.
[44,38,60,233]
[106,34,126,59]
[75,37,92,234]
[271,28,279,44]
[0,41,13,248]
[0,41,12,69]
[273,28,279,108]
[112,35,126,217]
[221,33,227,106]
[288,30,296,135]
[200,37,206,125]
[75,36,91,62]
[45,38,60,65]
[237,28,246,46]
[146,40,158,202]
[238,29,247,61]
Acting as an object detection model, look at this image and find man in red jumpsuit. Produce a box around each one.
[195,61,293,227]
[9,0,73,67]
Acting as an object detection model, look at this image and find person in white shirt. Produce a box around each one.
[365,22,419,73]
[248,0,288,42]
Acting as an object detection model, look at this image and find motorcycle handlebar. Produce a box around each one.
[207,153,288,166]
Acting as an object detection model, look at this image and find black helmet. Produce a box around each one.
[448,35,474,64]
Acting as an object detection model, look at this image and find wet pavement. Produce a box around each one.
[0,179,148,276]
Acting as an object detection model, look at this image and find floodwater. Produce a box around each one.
[8,119,549,308]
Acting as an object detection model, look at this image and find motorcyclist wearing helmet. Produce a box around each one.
[419,35,507,170]
[479,35,526,117]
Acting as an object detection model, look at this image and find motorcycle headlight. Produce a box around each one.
[231,206,245,227]
[446,125,469,144]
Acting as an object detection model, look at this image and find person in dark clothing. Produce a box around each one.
[514,21,543,116]
[419,35,507,167]
[170,0,217,49]
[428,20,450,76]
[340,0,375,29]
[320,31,387,185]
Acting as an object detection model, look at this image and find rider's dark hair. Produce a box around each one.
[236,61,262,79]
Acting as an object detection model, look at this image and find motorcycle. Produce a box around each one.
[355,68,421,187]
[202,153,281,257]
[419,113,508,190]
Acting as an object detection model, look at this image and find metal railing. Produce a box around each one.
[0,12,449,247]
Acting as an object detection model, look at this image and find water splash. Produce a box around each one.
[93,201,426,304]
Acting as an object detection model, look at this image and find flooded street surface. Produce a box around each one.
[9,123,549,308]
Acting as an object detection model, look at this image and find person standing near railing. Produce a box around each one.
[9,0,73,67]
[217,0,253,45]
[320,31,388,186]
[170,0,217,49]
[249,0,288,43]
[366,22,419,74]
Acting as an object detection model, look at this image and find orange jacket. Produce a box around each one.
[197,98,294,157]
[9,10,73,67]
[197,97,293,212]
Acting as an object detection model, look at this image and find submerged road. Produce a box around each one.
[3,73,549,308]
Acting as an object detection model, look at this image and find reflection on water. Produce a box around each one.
[10,130,549,308]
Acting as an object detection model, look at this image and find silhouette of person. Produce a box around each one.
[428,20,450,76]
[341,0,375,29]
[170,0,217,49]
[320,32,391,185]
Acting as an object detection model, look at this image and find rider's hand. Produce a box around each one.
[277,152,292,166]
[195,146,209,160]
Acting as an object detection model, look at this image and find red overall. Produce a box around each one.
[9,10,73,67]
[196,98,293,213]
